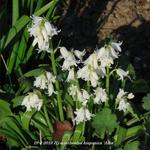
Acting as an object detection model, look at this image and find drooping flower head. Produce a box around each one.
[97,41,122,67]
[60,47,77,70]
[28,15,59,52]
[94,87,108,104]
[116,68,129,81]
[34,74,47,89]
[73,107,94,125]
[34,71,55,96]
[116,88,134,112]
[66,68,75,82]
[74,49,86,61]
[77,65,99,87]
[77,52,99,87]
[22,92,43,111]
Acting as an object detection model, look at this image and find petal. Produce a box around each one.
[42,28,48,41]
[44,22,51,35]
[32,37,38,47]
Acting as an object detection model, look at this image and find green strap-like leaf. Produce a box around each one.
[124,141,140,150]
[60,131,72,150]
[21,110,36,131]
[34,0,59,16]
[72,123,83,142]
[23,68,45,77]
[125,125,143,140]
[1,15,30,51]
[115,126,127,146]
[0,99,12,120]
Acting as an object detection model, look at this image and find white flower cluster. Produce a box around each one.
[28,15,135,124]
[116,89,134,112]
[34,71,55,96]
[21,92,43,111]
[68,85,90,106]
[59,41,133,124]
[59,42,129,87]
[68,84,94,124]
[28,15,59,53]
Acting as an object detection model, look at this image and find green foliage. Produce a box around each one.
[0,0,60,75]
[60,131,73,150]
[125,125,143,140]
[0,1,149,149]
[124,141,140,150]
[92,108,118,139]
[24,68,45,77]
[21,110,36,131]
[142,93,150,110]
[0,15,30,50]
[72,123,85,142]
[0,99,12,120]
[115,126,127,146]
[144,116,150,134]
[127,64,136,80]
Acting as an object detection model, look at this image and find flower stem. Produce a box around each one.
[50,46,64,122]
[82,121,85,136]
[43,105,54,133]
[105,66,110,107]
[106,67,110,94]
[144,133,148,150]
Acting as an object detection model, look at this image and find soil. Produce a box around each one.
[59,0,150,83]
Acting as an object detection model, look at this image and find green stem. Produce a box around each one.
[50,45,64,122]
[87,80,90,93]
[76,80,81,109]
[43,105,54,133]
[144,133,148,150]
[106,67,110,94]
[87,81,93,113]
[105,66,110,107]
[82,121,85,136]
[74,91,78,109]
[127,111,150,126]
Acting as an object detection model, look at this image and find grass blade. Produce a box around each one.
[34,0,59,16]
[12,0,19,25]
[1,15,30,51]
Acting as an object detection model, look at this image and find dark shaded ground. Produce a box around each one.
[59,0,150,83]
[59,0,108,50]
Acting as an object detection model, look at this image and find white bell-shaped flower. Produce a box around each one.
[60,47,77,70]
[73,107,94,125]
[28,15,59,52]
[33,71,55,96]
[84,53,98,69]
[77,65,99,87]
[116,88,134,113]
[22,93,43,111]
[34,74,47,89]
[118,99,130,113]
[97,47,114,67]
[66,68,75,82]
[127,93,134,99]
[116,68,129,81]
[74,49,85,61]
[47,82,54,96]
[94,87,108,104]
